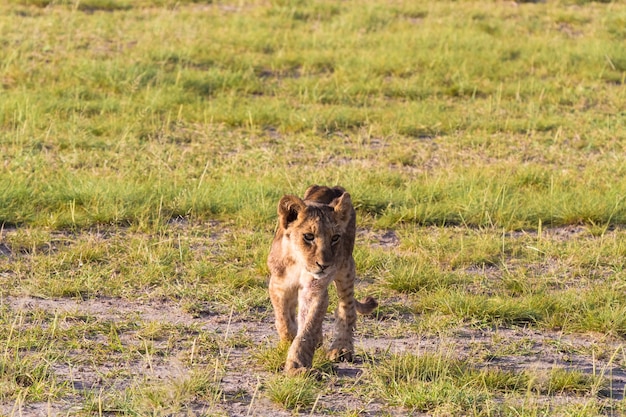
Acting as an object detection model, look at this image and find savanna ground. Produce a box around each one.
[1,0,626,415]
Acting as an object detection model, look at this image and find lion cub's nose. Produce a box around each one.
[316,262,329,271]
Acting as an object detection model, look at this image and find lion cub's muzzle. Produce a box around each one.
[316,262,330,272]
[310,261,335,279]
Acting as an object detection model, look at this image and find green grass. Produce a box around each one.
[265,373,322,412]
[366,351,606,415]
[366,351,489,413]
[81,367,223,415]
[2,0,626,230]
[1,0,626,415]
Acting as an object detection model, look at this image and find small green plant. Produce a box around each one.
[265,373,321,411]
[175,367,223,403]
[254,342,291,373]
[467,368,531,392]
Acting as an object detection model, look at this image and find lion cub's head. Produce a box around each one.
[277,185,355,278]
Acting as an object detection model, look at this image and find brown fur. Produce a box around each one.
[267,185,378,374]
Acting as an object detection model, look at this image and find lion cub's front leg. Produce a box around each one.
[284,283,329,375]
[269,279,298,343]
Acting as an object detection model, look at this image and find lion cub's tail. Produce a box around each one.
[355,296,378,315]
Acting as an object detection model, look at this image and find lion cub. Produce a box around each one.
[267,185,378,374]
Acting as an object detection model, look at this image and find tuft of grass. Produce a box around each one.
[82,365,223,414]
[0,354,68,402]
[254,342,291,373]
[176,367,224,403]
[265,373,321,412]
[389,379,490,414]
[370,351,467,385]
[546,368,603,396]
[367,352,490,413]
[414,291,552,327]
[467,368,531,393]
[383,258,462,293]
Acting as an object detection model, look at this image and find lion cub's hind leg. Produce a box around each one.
[328,263,378,362]
[328,266,358,362]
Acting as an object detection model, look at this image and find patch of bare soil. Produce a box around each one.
[2,295,624,416]
[357,228,400,248]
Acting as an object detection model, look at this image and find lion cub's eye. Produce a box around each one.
[331,234,340,243]
[303,233,315,242]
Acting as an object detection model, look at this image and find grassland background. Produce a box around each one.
[1,0,626,415]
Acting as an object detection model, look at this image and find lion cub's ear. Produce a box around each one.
[278,195,306,229]
[333,193,354,228]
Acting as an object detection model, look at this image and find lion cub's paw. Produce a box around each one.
[328,348,353,363]
[284,359,310,376]
[285,366,308,377]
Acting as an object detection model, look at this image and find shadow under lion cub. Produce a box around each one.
[267,185,378,375]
